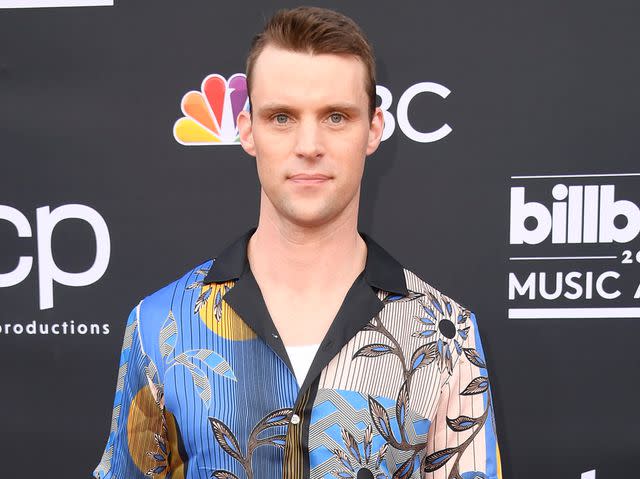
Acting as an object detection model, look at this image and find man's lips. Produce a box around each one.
[288,174,332,183]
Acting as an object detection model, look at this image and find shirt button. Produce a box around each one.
[290,414,300,425]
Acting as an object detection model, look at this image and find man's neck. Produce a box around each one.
[246,216,367,295]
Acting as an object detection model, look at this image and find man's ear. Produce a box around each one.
[366,106,384,156]
[237,110,256,156]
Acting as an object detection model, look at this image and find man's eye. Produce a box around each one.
[274,114,289,124]
[329,113,344,124]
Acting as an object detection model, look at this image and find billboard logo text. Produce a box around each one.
[510,184,640,245]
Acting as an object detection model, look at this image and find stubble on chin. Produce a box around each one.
[278,193,339,228]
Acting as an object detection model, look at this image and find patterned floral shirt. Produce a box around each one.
[93,226,502,479]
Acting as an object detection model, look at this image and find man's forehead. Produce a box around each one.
[250,45,368,106]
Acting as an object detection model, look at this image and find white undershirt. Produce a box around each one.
[285,343,321,387]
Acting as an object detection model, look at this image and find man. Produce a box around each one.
[93,6,501,479]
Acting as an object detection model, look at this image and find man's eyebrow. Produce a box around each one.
[254,104,297,116]
[322,103,361,115]
[255,103,362,115]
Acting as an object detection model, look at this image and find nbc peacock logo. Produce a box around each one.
[173,73,249,146]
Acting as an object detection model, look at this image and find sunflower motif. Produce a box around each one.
[412,292,470,375]
[331,425,389,479]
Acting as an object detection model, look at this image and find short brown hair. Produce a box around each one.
[246,6,377,120]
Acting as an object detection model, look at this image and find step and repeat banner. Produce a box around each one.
[1,1,639,478]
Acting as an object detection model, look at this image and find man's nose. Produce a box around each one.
[293,119,324,159]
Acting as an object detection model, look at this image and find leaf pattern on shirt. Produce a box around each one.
[209,408,293,479]
[354,289,492,479]
[159,301,236,407]
[330,424,389,479]
[142,386,170,478]
[144,432,169,477]
[159,311,177,359]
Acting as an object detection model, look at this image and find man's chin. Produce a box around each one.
[280,207,342,229]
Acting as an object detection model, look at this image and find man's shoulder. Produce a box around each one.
[136,258,214,324]
[401,266,473,314]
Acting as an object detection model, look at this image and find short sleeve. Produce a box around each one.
[424,311,503,479]
[93,303,169,479]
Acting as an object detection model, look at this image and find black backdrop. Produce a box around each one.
[1,1,639,478]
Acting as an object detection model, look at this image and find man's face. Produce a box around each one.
[237,45,384,229]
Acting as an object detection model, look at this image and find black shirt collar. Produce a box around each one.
[201,225,409,395]
[203,225,408,296]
